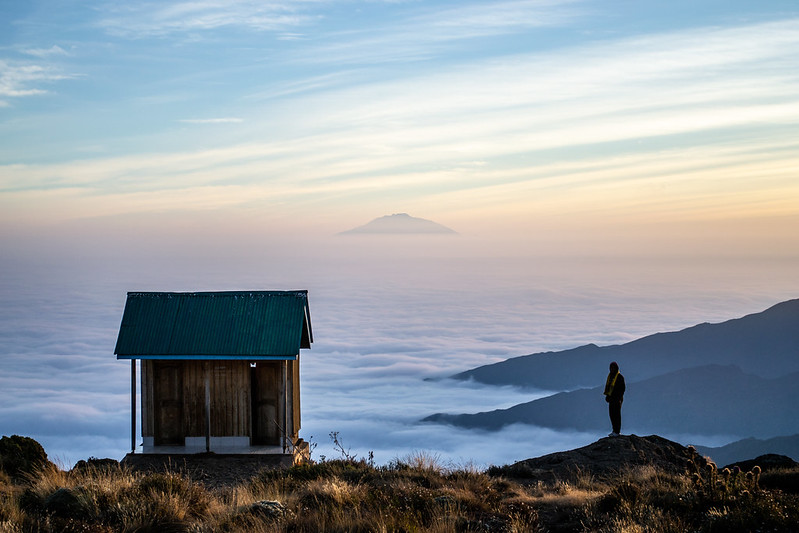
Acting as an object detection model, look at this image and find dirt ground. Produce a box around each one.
[120,453,294,490]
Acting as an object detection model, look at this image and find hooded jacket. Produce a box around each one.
[604,370,626,402]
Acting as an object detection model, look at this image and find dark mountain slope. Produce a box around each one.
[453,299,799,390]
[426,365,799,438]
[696,434,799,467]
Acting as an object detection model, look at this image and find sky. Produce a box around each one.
[2,0,799,256]
[1,1,799,466]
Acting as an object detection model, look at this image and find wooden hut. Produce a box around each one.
[114,291,312,457]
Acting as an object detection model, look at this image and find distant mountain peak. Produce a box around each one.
[339,213,457,235]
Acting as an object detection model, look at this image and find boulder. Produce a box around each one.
[240,500,289,520]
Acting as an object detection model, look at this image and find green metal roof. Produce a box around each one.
[114,291,312,360]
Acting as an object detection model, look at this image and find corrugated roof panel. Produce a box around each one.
[114,291,312,359]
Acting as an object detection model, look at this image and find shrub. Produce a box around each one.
[72,457,121,474]
[0,435,51,481]
[760,467,799,494]
[44,486,92,518]
[700,491,799,533]
[130,471,214,519]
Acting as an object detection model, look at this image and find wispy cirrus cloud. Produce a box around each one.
[23,45,70,58]
[2,17,798,240]
[95,0,318,37]
[415,0,584,37]
[0,59,72,105]
[178,117,244,124]
[288,0,586,65]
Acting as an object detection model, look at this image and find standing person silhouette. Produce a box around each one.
[603,361,625,436]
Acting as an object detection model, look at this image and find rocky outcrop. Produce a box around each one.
[488,434,708,483]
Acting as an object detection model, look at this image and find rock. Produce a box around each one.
[434,495,456,508]
[242,500,289,519]
[44,487,88,518]
[488,434,707,483]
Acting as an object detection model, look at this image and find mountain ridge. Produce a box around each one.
[452,298,799,391]
[425,364,799,438]
[696,434,799,467]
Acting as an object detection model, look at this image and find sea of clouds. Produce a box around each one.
[1,234,796,468]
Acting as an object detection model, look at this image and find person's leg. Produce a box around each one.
[609,401,621,434]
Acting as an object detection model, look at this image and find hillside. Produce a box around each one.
[425,365,799,438]
[453,299,799,390]
[4,434,799,532]
[697,434,799,467]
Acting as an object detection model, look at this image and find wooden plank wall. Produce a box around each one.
[141,359,300,442]
[142,360,154,438]
[216,360,251,437]
[291,358,301,437]
[181,361,206,437]
[252,362,281,445]
[186,360,251,437]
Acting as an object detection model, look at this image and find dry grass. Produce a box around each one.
[1,453,798,532]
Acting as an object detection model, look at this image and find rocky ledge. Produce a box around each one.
[489,434,709,483]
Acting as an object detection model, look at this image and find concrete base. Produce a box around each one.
[121,452,296,488]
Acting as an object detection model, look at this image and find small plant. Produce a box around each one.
[306,435,318,462]
[329,431,357,462]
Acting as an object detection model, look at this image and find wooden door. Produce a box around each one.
[251,363,280,445]
[154,362,184,446]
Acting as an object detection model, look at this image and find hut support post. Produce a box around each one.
[283,361,288,453]
[130,360,136,453]
[205,362,211,453]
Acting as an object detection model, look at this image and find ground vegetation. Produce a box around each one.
[1,436,798,532]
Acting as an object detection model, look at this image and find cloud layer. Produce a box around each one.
[2,1,799,466]
[1,243,797,467]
